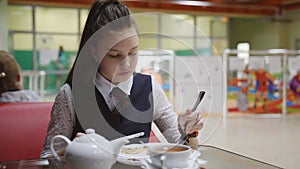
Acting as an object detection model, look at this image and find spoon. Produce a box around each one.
[183,91,206,133]
[191,91,206,112]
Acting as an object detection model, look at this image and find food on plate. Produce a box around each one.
[127,158,139,161]
[121,144,148,154]
[118,144,150,166]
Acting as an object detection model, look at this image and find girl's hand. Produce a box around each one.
[178,109,204,134]
[75,132,85,138]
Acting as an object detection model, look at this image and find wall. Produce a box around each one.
[289,19,300,49]
[229,18,291,50]
[278,21,290,48]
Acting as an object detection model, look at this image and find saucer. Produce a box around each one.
[140,150,205,169]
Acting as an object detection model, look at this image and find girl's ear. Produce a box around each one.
[16,73,21,82]
[16,73,23,90]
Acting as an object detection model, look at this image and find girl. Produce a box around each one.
[41,0,203,157]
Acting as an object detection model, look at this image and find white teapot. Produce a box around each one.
[50,128,144,169]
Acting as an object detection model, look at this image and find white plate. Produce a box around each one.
[117,144,149,166]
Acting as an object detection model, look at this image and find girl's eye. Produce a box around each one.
[129,52,137,57]
[109,54,120,58]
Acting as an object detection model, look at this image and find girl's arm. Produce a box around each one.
[40,84,76,158]
[151,76,182,143]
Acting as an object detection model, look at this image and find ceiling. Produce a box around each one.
[8,0,300,17]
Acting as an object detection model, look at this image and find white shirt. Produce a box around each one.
[95,73,133,111]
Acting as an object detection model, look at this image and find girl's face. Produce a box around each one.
[99,34,139,84]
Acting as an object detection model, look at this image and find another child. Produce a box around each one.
[0,50,41,102]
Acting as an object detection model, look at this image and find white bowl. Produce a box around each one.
[148,143,191,168]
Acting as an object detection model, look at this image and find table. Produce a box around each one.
[0,145,283,169]
[198,145,283,169]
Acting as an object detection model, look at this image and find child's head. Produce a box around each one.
[66,0,139,84]
[80,0,135,49]
[0,51,21,95]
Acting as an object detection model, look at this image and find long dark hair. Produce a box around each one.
[65,0,135,87]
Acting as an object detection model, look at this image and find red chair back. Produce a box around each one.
[0,102,53,161]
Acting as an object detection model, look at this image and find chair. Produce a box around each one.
[0,102,53,161]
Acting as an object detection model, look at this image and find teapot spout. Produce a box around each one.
[110,132,144,161]
[111,138,129,160]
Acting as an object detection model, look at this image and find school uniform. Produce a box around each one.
[41,73,181,158]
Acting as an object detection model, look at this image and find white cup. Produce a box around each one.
[148,143,191,168]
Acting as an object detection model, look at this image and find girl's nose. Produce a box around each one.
[120,57,130,69]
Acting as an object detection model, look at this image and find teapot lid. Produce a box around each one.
[75,128,107,143]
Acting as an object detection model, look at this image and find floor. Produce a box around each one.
[205,113,300,169]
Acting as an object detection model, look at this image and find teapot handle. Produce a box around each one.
[50,135,72,161]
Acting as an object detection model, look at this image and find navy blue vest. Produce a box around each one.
[71,73,153,143]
